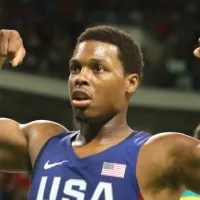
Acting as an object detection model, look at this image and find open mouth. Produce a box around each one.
[72,90,92,107]
[72,98,92,107]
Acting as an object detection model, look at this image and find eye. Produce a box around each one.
[70,65,81,73]
[94,65,105,73]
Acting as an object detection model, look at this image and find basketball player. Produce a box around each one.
[0,27,200,200]
[181,125,200,200]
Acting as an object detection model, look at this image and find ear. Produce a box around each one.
[125,73,139,94]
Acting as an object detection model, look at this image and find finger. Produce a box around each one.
[193,47,200,58]
[7,36,21,61]
[0,31,8,57]
[7,31,22,63]
[11,47,26,67]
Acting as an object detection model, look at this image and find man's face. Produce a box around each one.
[68,40,138,121]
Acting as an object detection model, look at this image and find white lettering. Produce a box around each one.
[36,176,48,200]
[91,182,113,200]
[50,177,61,200]
[36,177,114,200]
[62,179,87,200]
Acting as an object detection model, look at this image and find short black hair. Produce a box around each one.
[76,25,144,79]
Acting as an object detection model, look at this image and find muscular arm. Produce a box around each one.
[0,30,69,173]
[0,118,67,173]
[172,134,200,194]
[137,133,200,197]
[0,118,29,172]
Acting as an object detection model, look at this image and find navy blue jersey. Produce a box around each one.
[28,131,151,200]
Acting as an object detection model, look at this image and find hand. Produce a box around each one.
[193,39,200,58]
[194,47,200,58]
[0,29,26,68]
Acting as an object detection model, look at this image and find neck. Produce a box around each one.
[74,111,133,145]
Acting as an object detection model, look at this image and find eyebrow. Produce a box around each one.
[69,58,107,65]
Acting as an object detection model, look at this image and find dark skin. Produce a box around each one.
[0,30,200,200]
[69,41,137,151]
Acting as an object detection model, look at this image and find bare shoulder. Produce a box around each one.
[145,132,199,151]
[138,132,199,173]
[21,120,68,138]
[137,132,199,196]
[21,120,69,167]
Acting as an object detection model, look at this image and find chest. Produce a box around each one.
[29,156,137,200]
[28,132,146,200]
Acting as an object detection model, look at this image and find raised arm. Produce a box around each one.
[0,30,68,173]
[0,118,67,173]
[171,134,200,194]
[137,133,200,198]
[0,30,28,172]
[0,118,29,172]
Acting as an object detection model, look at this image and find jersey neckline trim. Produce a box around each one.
[66,131,138,166]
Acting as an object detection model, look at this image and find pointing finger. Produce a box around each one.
[11,47,26,67]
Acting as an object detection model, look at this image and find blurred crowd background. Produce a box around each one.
[0,0,200,199]
[1,0,200,90]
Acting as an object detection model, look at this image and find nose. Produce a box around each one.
[75,68,90,87]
